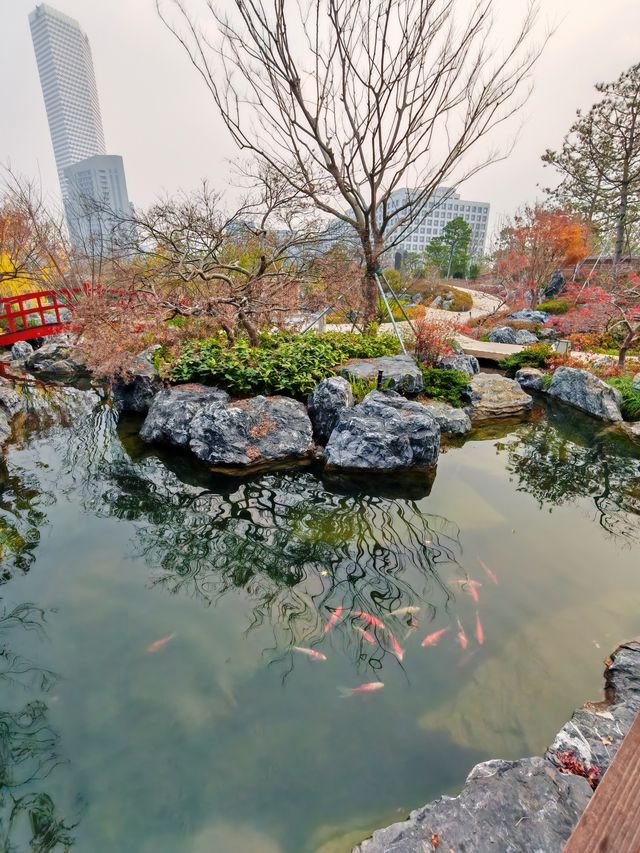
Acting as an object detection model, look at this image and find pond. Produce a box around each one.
[1,395,639,852]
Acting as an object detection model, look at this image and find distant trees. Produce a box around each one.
[425,216,472,278]
[157,0,543,322]
[494,206,591,305]
[542,62,640,263]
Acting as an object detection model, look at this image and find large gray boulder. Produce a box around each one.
[465,373,533,421]
[0,381,26,447]
[420,401,471,435]
[140,384,230,447]
[435,353,479,377]
[190,395,314,469]
[515,329,539,345]
[515,367,546,392]
[340,355,423,395]
[307,376,353,444]
[507,308,549,324]
[633,373,640,392]
[354,757,591,853]
[25,334,85,378]
[10,341,34,362]
[112,346,163,414]
[548,367,623,422]
[324,390,440,472]
[488,326,517,345]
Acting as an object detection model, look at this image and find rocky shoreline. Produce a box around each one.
[354,640,640,853]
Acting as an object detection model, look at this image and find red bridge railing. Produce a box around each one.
[0,289,77,346]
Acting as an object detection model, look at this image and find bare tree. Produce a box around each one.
[157,0,543,321]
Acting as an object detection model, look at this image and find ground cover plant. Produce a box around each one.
[606,376,640,420]
[162,330,402,397]
[419,367,469,407]
[499,343,555,376]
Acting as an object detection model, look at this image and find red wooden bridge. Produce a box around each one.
[0,289,77,347]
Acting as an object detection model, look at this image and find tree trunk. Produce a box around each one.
[363,266,379,326]
[614,179,629,267]
[238,312,259,346]
[617,326,635,368]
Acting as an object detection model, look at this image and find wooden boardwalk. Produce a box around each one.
[563,710,640,852]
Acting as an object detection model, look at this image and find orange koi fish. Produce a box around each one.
[475,612,484,646]
[292,646,327,661]
[146,633,175,653]
[353,625,376,645]
[479,559,498,585]
[338,682,384,698]
[456,619,468,650]
[323,606,345,634]
[455,579,482,603]
[352,611,385,630]
[421,627,450,647]
[389,633,405,661]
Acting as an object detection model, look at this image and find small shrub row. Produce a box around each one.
[161,330,402,397]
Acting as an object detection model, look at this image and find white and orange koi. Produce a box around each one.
[389,633,405,661]
[479,559,498,585]
[352,611,385,630]
[323,606,345,634]
[338,682,384,697]
[456,619,468,650]
[146,633,175,653]
[353,625,376,645]
[421,627,450,647]
[292,646,327,661]
[455,578,482,603]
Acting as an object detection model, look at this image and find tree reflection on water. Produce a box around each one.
[496,399,640,542]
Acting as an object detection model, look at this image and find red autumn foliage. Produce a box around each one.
[554,750,601,790]
[410,316,457,364]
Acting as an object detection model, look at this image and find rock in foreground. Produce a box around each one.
[420,401,471,435]
[190,395,314,469]
[340,355,423,395]
[140,384,230,447]
[324,391,439,472]
[25,334,85,377]
[435,353,479,377]
[113,346,162,414]
[465,373,533,421]
[307,376,353,443]
[548,367,622,422]
[516,367,546,392]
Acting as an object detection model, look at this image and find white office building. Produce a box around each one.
[29,4,133,247]
[64,155,135,249]
[387,187,490,263]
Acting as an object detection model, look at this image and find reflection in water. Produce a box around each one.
[0,603,76,852]
[497,400,640,542]
[0,461,52,584]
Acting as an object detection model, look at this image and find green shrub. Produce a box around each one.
[536,299,570,315]
[420,366,469,407]
[542,373,553,390]
[162,330,402,397]
[605,376,640,420]
[499,343,555,377]
[347,374,392,402]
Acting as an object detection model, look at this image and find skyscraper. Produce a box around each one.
[29,4,134,248]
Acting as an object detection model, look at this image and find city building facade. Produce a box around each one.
[64,155,135,249]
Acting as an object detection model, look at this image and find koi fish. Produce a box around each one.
[456,619,468,650]
[421,627,450,647]
[353,625,376,645]
[479,559,498,585]
[352,611,385,630]
[390,606,421,618]
[292,646,327,661]
[146,633,175,653]
[338,682,385,697]
[475,612,484,646]
[389,633,405,661]
[455,578,482,603]
[323,606,345,634]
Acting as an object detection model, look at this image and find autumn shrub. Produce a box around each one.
[409,317,457,365]
[605,376,640,420]
[499,343,555,376]
[162,330,401,397]
[419,367,469,407]
[536,299,569,315]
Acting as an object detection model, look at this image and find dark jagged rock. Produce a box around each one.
[190,395,314,469]
[10,341,34,362]
[515,329,539,345]
[140,384,230,447]
[488,326,517,345]
[324,390,440,472]
[516,367,546,392]
[465,373,533,421]
[541,270,566,301]
[420,400,471,435]
[307,377,353,444]
[435,353,480,377]
[112,346,163,414]
[25,334,85,378]
[340,355,423,395]
[548,367,622,422]
[507,308,549,324]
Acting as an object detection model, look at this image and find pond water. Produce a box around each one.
[1,395,640,852]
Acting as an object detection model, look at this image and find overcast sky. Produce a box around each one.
[2,0,640,238]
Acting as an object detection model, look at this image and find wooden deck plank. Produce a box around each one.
[563,710,640,853]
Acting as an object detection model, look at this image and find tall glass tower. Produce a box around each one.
[29,3,106,199]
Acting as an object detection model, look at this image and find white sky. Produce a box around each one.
[2,0,640,238]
